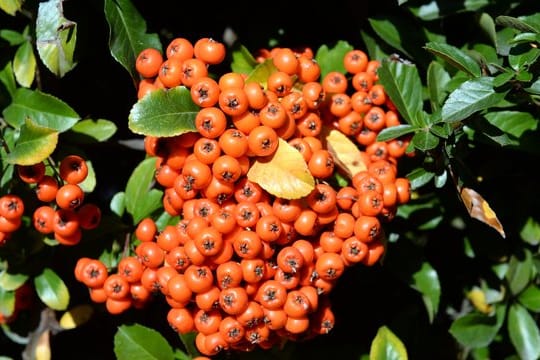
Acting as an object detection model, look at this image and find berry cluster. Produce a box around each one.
[76,37,413,357]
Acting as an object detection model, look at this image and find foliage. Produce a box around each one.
[1,0,540,359]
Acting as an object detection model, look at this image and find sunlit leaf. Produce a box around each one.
[104,0,162,81]
[110,192,126,217]
[59,304,94,330]
[370,326,408,360]
[230,43,259,75]
[35,0,77,77]
[324,128,368,179]
[0,271,29,291]
[484,111,537,139]
[449,304,506,348]
[6,118,58,166]
[114,324,174,360]
[78,160,96,193]
[128,86,199,137]
[411,262,441,323]
[508,303,540,360]
[244,59,277,89]
[424,42,481,77]
[34,268,70,311]
[460,187,505,238]
[315,40,353,78]
[13,41,36,87]
[376,124,417,142]
[0,0,23,16]
[70,119,118,142]
[406,167,435,189]
[520,217,540,246]
[360,30,389,61]
[247,138,315,200]
[124,158,163,223]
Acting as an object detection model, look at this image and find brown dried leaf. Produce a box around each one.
[460,187,505,238]
[324,127,368,179]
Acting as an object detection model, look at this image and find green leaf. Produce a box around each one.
[0,271,29,291]
[508,46,540,72]
[230,44,259,75]
[409,0,488,21]
[110,192,126,217]
[0,29,25,45]
[442,77,507,123]
[427,60,451,112]
[114,323,174,360]
[370,326,408,360]
[315,40,353,79]
[376,124,417,142]
[0,287,15,316]
[449,303,506,348]
[78,160,96,193]
[506,250,534,296]
[411,130,439,151]
[70,118,118,142]
[6,118,59,165]
[104,0,162,82]
[484,111,537,139]
[128,86,199,137]
[406,167,435,189]
[124,158,163,223]
[424,42,481,77]
[0,0,22,16]
[377,58,423,126]
[411,262,441,323]
[518,285,540,312]
[13,41,36,87]
[368,17,411,58]
[34,268,70,311]
[525,78,540,95]
[479,13,497,47]
[2,88,80,131]
[0,61,17,97]
[520,217,540,246]
[508,303,540,360]
[496,15,539,34]
[360,30,389,61]
[35,0,77,77]
[245,59,277,89]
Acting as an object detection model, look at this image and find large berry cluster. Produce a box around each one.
[75,37,412,357]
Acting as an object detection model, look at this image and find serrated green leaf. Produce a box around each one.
[377,58,423,126]
[13,41,35,87]
[6,118,58,165]
[0,271,29,291]
[34,268,70,311]
[128,86,198,137]
[230,44,259,75]
[315,40,353,79]
[520,217,540,246]
[104,0,162,82]
[0,0,22,16]
[412,130,439,151]
[0,29,25,45]
[484,111,537,139]
[442,77,507,123]
[370,326,408,360]
[508,303,540,360]
[518,285,540,312]
[114,324,174,360]
[506,250,534,295]
[70,118,118,142]
[2,88,80,131]
[411,262,440,323]
[427,60,451,112]
[450,304,506,348]
[376,124,417,142]
[424,42,481,77]
[36,0,77,77]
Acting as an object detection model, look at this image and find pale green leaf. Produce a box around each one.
[0,271,29,291]
[411,262,441,323]
[124,158,163,223]
[230,43,259,75]
[370,326,408,360]
[520,217,540,246]
[315,40,354,78]
[0,0,23,16]
[13,41,36,87]
[114,324,174,360]
[0,287,15,316]
[484,111,537,138]
[70,119,118,142]
[0,61,17,97]
[110,192,126,217]
[508,303,540,360]
[34,268,70,311]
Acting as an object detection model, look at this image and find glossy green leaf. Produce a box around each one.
[442,77,506,123]
[245,59,277,89]
[0,29,25,45]
[508,303,540,360]
[70,118,118,142]
[110,192,126,217]
[230,43,259,75]
[370,326,408,360]
[406,167,435,189]
[0,61,16,97]
[496,15,539,33]
[78,160,96,193]
[0,287,15,316]
[506,249,534,296]
[493,70,515,87]
[128,86,199,137]
[520,217,540,246]
[114,323,174,360]
[104,0,162,81]
[484,111,537,139]
[411,262,441,323]
[427,60,451,111]
[509,46,540,71]
[376,124,416,142]
[368,18,410,58]
[35,0,77,77]
[34,268,70,311]
[525,78,540,95]
[360,30,389,61]
[13,41,35,87]
[412,130,439,151]
[377,58,423,126]
[179,332,199,358]
[0,0,22,16]
[315,40,353,78]
[124,157,163,223]
[518,285,540,312]
[6,118,58,165]
[0,271,29,291]
[2,88,80,131]
[424,42,481,77]
[449,303,505,348]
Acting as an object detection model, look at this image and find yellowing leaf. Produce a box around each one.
[59,304,94,330]
[247,138,315,199]
[6,118,58,165]
[324,127,368,179]
[467,287,494,314]
[460,187,505,238]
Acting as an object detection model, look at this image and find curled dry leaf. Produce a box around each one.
[324,127,368,179]
[460,187,505,238]
[247,138,315,199]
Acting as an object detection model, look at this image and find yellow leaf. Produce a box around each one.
[324,127,368,179]
[467,287,494,314]
[460,187,505,238]
[247,138,315,199]
[59,304,94,330]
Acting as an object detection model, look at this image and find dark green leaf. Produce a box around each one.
[128,86,199,137]
[315,40,353,79]
[429,122,452,138]
[230,44,258,75]
[496,15,539,33]
[442,77,507,123]
[114,324,174,360]
[506,250,534,295]
[484,111,537,138]
[104,0,162,81]
[409,0,488,21]
[70,119,118,142]
[508,47,540,71]
[370,326,408,360]
[376,124,416,142]
[2,88,80,131]
[412,130,439,151]
[518,285,540,312]
[377,58,423,126]
[124,158,163,223]
[35,0,77,77]
[0,29,25,45]
[520,217,540,246]
[13,41,35,87]
[34,268,70,311]
[449,303,506,348]
[411,262,441,323]
[427,60,451,112]
[368,17,410,57]
[424,42,481,77]
[479,13,497,47]
[179,332,199,357]
[508,303,540,360]
[360,30,389,61]
[6,118,58,165]
[406,167,435,189]
[493,70,515,87]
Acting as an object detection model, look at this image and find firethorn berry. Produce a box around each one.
[247,125,278,157]
[166,37,194,61]
[180,58,209,87]
[136,48,163,78]
[0,194,24,220]
[76,203,101,230]
[56,183,85,210]
[272,47,299,75]
[17,162,46,184]
[344,49,369,74]
[158,57,184,88]
[322,71,348,94]
[193,37,226,65]
[59,155,88,184]
[190,77,221,108]
[35,175,59,202]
